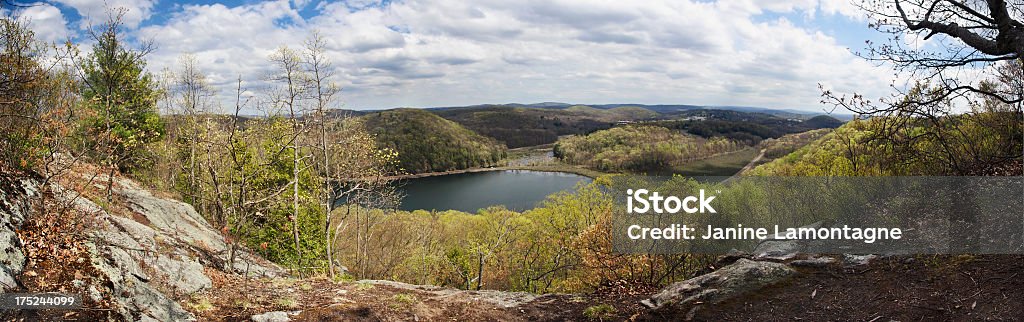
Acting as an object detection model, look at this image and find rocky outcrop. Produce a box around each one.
[0,175,37,290]
[642,220,877,312]
[1,172,285,321]
[642,259,796,310]
[789,256,837,268]
[751,221,823,261]
[842,254,878,266]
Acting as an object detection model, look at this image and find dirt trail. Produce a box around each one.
[721,149,765,184]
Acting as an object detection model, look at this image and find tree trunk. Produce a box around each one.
[292,139,302,263]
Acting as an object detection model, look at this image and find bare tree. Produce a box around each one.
[169,54,217,213]
[302,31,348,277]
[823,0,1023,174]
[268,46,310,261]
[856,0,1021,101]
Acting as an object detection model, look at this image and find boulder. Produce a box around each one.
[789,256,837,268]
[752,221,823,261]
[752,240,802,261]
[642,259,796,310]
[842,254,878,266]
[251,311,298,322]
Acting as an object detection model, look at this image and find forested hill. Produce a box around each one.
[360,108,506,174]
[333,103,846,149]
[430,105,660,148]
[748,113,1023,176]
[650,110,843,144]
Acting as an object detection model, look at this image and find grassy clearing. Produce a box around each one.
[355,281,375,291]
[274,296,299,309]
[187,295,215,312]
[583,303,617,319]
[674,147,759,177]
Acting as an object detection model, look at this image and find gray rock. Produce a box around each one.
[842,254,878,266]
[1,171,287,320]
[74,175,287,321]
[0,176,36,291]
[716,249,750,265]
[642,259,796,310]
[752,240,802,261]
[109,176,282,278]
[752,221,824,261]
[251,311,297,322]
[153,254,212,294]
[86,218,197,322]
[790,256,837,268]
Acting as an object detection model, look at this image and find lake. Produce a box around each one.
[397,170,592,212]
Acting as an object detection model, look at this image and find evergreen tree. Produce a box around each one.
[80,13,164,173]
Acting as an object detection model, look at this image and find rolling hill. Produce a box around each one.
[359,109,507,174]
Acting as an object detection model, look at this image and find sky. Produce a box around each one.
[10,0,901,113]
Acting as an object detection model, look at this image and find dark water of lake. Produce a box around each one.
[397,170,592,212]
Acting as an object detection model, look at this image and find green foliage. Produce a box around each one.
[759,129,832,160]
[391,293,417,305]
[79,19,164,172]
[750,109,1022,176]
[762,79,1021,176]
[212,117,326,267]
[332,182,711,293]
[186,295,215,312]
[361,108,507,173]
[554,125,743,172]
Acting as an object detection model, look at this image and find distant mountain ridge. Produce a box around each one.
[359,102,854,121]
[331,102,850,150]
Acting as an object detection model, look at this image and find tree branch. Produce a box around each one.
[895,0,1013,55]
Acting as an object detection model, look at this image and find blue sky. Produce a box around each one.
[11,0,899,113]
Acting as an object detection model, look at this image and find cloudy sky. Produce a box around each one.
[11,0,899,113]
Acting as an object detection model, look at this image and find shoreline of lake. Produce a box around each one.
[388,164,607,180]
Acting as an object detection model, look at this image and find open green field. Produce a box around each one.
[674,147,760,176]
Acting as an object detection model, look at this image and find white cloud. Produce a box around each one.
[103,0,893,112]
[818,0,864,19]
[51,0,157,29]
[16,4,71,42]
